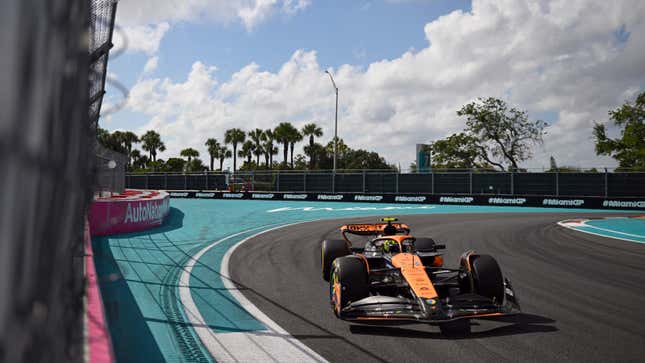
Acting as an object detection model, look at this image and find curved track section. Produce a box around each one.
[230,213,645,362]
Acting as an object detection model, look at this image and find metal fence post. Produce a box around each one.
[395,172,399,193]
[303,172,307,192]
[332,172,335,193]
[164,173,168,190]
[510,172,514,195]
[277,170,280,192]
[431,172,435,194]
[469,171,473,194]
[604,168,608,197]
[146,174,149,189]
[555,171,559,196]
[184,174,187,190]
[362,170,366,193]
[205,172,209,190]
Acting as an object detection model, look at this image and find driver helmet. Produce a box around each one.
[383,239,399,253]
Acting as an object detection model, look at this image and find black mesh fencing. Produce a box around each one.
[0,0,114,361]
[126,171,645,197]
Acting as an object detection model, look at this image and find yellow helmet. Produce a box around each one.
[383,239,399,253]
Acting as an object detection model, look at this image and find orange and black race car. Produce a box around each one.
[320,218,520,334]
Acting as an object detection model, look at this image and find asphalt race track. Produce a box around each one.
[229,213,645,363]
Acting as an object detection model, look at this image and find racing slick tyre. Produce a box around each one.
[330,256,369,317]
[321,239,350,281]
[439,318,471,336]
[471,254,505,304]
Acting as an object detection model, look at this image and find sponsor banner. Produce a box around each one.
[488,197,527,205]
[316,194,346,201]
[89,192,171,236]
[602,200,645,209]
[542,198,585,207]
[439,196,475,204]
[169,191,196,198]
[282,193,310,200]
[195,192,218,198]
[164,190,644,210]
[251,193,277,200]
[394,195,428,203]
[354,195,384,202]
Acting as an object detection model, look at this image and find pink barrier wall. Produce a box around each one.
[88,190,170,236]
[85,223,115,363]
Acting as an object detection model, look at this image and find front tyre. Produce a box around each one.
[321,239,350,281]
[330,256,369,317]
[471,254,505,304]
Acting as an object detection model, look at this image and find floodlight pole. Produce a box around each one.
[325,70,338,192]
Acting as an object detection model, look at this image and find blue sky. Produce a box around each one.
[107,0,470,122]
[103,0,644,170]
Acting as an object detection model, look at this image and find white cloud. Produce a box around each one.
[123,0,645,170]
[113,1,311,54]
[113,22,170,55]
[142,56,159,74]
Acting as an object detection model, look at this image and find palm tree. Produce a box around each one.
[263,129,277,168]
[217,145,231,171]
[238,140,254,165]
[248,128,265,166]
[140,130,166,169]
[205,138,221,171]
[180,148,199,164]
[289,129,303,169]
[274,122,297,167]
[130,149,142,170]
[302,123,323,168]
[224,128,246,171]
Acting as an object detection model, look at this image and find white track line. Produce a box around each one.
[558,219,645,244]
[179,222,327,362]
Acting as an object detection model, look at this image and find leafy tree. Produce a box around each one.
[289,129,303,169]
[217,145,231,171]
[97,128,127,154]
[274,122,297,167]
[187,158,207,172]
[343,149,394,170]
[163,157,186,172]
[117,131,139,167]
[205,138,221,171]
[238,140,254,165]
[262,129,277,168]
[409,162,417,173]
[431,133,490,169]
[140,130,166,165]
[248,129,266,165]
[131,151,148,170]
[224,128,246,171]
[180,148,199,165]
[593,91,645,169]
[302,123,323,168]
[457,97,547,171]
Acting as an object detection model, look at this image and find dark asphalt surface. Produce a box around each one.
[229,213,645,362]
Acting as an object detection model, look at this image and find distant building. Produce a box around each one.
[416,144,432,172]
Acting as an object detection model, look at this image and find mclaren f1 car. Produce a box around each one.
[320,218,520,334]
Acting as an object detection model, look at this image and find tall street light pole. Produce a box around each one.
[325,70,338,190]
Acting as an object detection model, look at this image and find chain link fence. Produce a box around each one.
[0,0,117,362]
[126,170,645,197]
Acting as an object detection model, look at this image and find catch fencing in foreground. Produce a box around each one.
[126,170,645,198]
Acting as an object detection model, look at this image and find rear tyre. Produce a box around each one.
[330,256,369,316]
[471,254,505,304]
[439,319,471,336]
[321,239,350,281]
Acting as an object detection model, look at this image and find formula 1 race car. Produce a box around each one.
[320,218,520,334]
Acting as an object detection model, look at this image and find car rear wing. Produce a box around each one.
[341,223,410,241]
